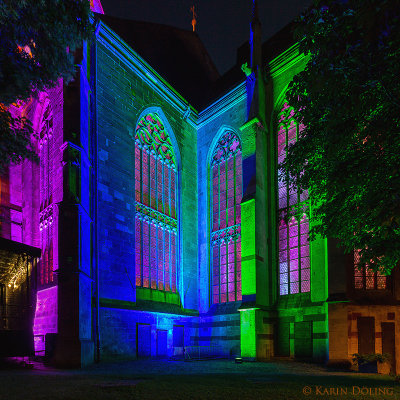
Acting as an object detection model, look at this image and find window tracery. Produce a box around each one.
[211,131,242,303]
[134,113,177,292]
[278,102,310,295]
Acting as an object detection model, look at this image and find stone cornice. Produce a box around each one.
[197,81,246,129]
[267,42,308,79]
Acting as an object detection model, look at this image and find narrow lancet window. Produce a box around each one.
[211,131,242,303]
[278,103,310,295]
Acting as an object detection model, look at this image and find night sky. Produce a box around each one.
[100,0,313,75]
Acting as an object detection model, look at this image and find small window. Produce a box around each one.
[354,249,387,290]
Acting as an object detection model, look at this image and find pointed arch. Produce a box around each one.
[135,106,181,169]
[133,107,180,293]
[208,127,242,304]
[30,93,50,138]
[206,125,242,167]
[33,93,55,287]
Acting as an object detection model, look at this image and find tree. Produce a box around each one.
[0,0,92,173]
[280,0,400,274]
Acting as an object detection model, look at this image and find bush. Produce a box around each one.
[352,353,391,365]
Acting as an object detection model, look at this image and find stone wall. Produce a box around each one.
[329,303,400,374]
[95,34,199,358]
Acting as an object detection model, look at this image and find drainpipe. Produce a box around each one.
[90,20,101,363]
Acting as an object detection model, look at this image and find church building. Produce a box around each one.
[0,0,399,372]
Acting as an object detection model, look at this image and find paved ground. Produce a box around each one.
[0,358,399,399]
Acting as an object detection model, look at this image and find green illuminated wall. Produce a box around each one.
[241,198,256,296]
[240,308,258,358]
[264,44,328,361]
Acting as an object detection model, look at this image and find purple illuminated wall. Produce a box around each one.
[211,131,242,304]
[278,103,310,295]
[0,92,60,355]
[90,0,104,14]
[30,86,63,355]
[8,164,22,242]
[3,92,59,284]
[33,286,58,354]
[0,101,39,247]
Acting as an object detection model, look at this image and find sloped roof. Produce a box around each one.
[95,14,220,110]
[94,13,296,112]
[201,22,296,110]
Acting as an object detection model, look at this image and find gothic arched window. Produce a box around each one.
[134,113,177,292]
[211,131,242,304]
[278,102,310,295]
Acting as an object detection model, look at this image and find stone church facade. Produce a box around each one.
[0,0,399,371]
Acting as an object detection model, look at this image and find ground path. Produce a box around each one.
[0,359,398,399]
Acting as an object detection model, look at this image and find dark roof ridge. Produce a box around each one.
[94,12,220,110]
[95,13,196,36]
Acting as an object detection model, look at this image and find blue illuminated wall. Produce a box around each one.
[94,21,201,358]
[195,85,247,357]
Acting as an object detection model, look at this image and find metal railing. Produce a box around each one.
[181,345,224,360]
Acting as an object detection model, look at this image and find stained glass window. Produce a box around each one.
[211,131,242,304]
[278,103,310,295]
[134,113,177,292]
[354,249,386,290]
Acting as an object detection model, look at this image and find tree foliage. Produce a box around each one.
[281,0,400,274]
[0,0,92,172]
